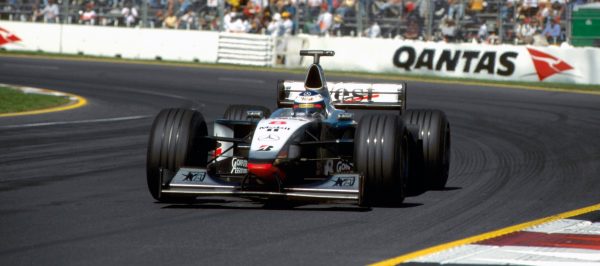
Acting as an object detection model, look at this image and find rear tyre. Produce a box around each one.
[223,104,271,120]
[146,108,208,202]
[403,109,451,190]
[354,114,409,206]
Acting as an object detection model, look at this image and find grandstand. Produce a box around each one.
[1,0,597,45]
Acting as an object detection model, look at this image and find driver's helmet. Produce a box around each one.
[293,90,326,118]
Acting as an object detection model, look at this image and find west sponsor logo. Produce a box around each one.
[526,48,574,81]
[230,158,248,174]
[392,46,518,76]
[331,88,381,103]
[0,27,21,46]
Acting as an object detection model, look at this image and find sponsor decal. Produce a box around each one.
[392,46,518,76]
[336,160,354,173]
[230,158,248,174]
[257,145,273,151]
[324,160,354,175]
[182,171,207,182]
[258,125,290,132]
[258,134,280,141]
[331,88,380,103]
[526,48,574,81]
[269,121,287,125]
[331,176,356,187]
[300,91,317,96]
[0,27,21,46]
[297,91,324,103]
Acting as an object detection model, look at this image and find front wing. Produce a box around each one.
[160,167,364,204]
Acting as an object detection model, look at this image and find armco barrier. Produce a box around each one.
[1,21,599,85]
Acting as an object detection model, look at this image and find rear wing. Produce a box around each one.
[277,80,406,111]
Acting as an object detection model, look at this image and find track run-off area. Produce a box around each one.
[1,55,599,265]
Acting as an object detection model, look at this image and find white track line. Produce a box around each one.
[218,77,265,84]
[0,115,150,129]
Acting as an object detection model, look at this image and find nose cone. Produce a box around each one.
[247,162,285,183]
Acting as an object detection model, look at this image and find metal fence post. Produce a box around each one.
[566,3,572,44]
[426,0,433,40]
[61,0,69,24]
[141,0,148,28]
[498,1,503,43]
[218,0,225,32]
[357,0,364,37]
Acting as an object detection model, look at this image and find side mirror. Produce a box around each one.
[246,110,264,119]
[337,113,354,121]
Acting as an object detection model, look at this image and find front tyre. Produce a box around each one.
[354,114,409,206]
[146,108,208,201]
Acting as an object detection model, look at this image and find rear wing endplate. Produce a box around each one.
[277,80,406,111]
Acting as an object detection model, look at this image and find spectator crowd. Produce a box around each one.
[1,0,599,45]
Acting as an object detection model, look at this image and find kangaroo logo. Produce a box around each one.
[0,27,21,46]
[526,48,574,81]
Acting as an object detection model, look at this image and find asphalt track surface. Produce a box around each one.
[1,56,600,266]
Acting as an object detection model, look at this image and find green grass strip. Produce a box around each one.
[0,86,70,114]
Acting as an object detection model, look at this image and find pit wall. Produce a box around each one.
[2,21,599,85]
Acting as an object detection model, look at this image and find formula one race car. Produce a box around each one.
[146,50,450,206]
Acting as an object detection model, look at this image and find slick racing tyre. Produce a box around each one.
[223,105,271,120]
[354,114,409,206]
[403,109,451,190]
[146,108,208,202]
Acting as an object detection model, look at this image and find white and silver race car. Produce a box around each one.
[146,50,450,206]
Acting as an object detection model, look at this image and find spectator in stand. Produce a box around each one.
[164,10,178,28]
[307,0,323,20]
[477,21,488,42]
[516,17,536,44]
[501,0,514,23]
[542,16,561,44]
[80,2,97,25]
[467,0,484,14]
[121,3,139,27]
[227,13,250,32]
[440,17,457,42]
[315,4,333,35]
[267,13,283,36]
[281,11,294,35]
[152,9,165,28]
[486,29,500,44]
[364,19,381,38]
[175,0,192,16]
[537,0,552,25]
[36,0,60,23]
[404,15,421,40]
[336,0,357,17]
[244,1,262,19]
[179,9,198,29]
[448,0,464,20]
[521,0,539,16]
[377,0,402,18]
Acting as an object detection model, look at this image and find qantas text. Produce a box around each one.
[393,46,518,76]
